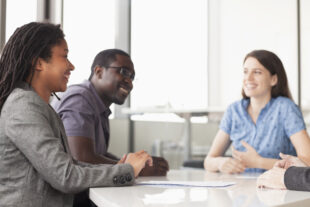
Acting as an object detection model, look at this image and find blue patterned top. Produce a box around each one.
[220,96,305,173]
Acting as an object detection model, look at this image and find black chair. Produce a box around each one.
[182,160,204,169]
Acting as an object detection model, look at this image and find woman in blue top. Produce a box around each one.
[204,50,310,173]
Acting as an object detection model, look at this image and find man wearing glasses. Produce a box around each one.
[52,49,169,207]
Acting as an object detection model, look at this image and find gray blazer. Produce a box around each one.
[0,82,134,207]
[284,166,310,191]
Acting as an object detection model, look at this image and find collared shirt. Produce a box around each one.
[220,96,305,173]
[52,80,111,156]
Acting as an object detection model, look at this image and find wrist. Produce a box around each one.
[217,157,229,171]
[257,156,264,169]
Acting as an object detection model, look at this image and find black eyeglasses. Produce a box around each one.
[107,66,135,81]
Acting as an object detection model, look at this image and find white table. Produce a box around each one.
[121,107,224,161]
[89,169,310,207]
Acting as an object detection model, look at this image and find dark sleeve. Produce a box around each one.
[284,166,310,191]
[56,94,96,139]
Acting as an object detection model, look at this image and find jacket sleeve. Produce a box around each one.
[4,93,135,194]
[284,166,310,191]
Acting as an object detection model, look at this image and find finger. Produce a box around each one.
[279,152,290,160]
[233,165,245,173]
[233,160,246,172]
[232,150,242,161]
[274,160,285,168]
[234,165,245,174]
[257,176,266,188]
[231,158,245,167]
[232,146,243,155]
[241,141,253,150]
[284,161,293,169]
[226,160,244,174]
[136,150,146,155]
[118,154,127,163]
[145,155,153,166]
[232,145,241,154]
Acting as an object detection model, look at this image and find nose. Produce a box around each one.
[124,77,133,89]
[245,71,254,80]
[69,60,75,71]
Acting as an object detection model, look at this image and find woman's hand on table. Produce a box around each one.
[218,157,245,174]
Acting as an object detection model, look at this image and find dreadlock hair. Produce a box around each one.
[0,22,64,111]
[88,49,130,80]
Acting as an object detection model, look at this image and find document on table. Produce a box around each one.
[136,180,235,188]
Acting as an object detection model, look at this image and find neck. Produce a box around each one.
[27,76,51,104]
[90,79,111,107]
[249,94,271,113]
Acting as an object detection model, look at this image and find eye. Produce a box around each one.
[254,70,261,74]
[122,68,131,76]
[120,67,135,81]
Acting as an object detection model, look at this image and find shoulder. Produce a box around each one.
[273,96,298,109]
[64,82,94,99]
[274,96,295,105]
[1,87,52,122]
[226,99,245,112]
[52,82,96,112]
[3,87,46,111]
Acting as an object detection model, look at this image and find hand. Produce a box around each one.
[117,154,127,164]
[124,150,153,177]
[257,186,287,206]
[218,157,245,174]
[275,153,307,169]
[257,167,286,189]
[232,141,261,168]
[139,156,169,176]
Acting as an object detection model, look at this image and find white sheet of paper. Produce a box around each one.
[136,180,235,188]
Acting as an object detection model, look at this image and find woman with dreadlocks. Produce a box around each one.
[0,22,152,207]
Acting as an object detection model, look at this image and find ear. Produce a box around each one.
[271,74,278,87]
[94,66,104,79]
[34,58,45,71]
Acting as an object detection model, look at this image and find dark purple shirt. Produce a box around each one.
[52,80,111,156]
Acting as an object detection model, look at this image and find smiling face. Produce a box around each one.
[39,39,75,93]
[243,57,277,99]
[93,54,134,106]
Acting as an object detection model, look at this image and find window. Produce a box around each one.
[131,0,208,116]
[210,0,298,107]
[6,0,37,42]
[300,0,310,127]
[63,0,116,86]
